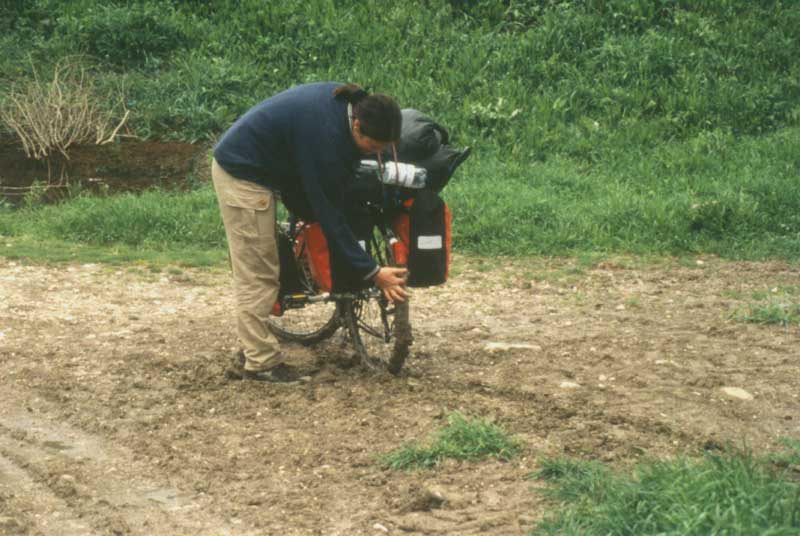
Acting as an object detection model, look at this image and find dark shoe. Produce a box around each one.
[244,363,302,383]
[226,356,302,383]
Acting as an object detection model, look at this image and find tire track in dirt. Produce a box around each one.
[0,449,91,535]
[0,389,238,536]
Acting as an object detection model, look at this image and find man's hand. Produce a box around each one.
[373,267,409,302]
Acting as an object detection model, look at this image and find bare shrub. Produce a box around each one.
[0,58,129,161]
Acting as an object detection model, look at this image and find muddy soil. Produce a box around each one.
[0,255,798,535]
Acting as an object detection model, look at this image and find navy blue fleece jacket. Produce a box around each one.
[213,82,378,280]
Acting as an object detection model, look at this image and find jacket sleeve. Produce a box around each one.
[292,144,380,281]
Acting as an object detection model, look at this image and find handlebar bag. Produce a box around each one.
[401,190,451,287]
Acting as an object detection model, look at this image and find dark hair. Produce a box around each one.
[334,83,402,143]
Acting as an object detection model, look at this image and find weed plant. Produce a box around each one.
[532,445,800,535]
[734,301,800,327]
[731,287,800,327]
[380,412,520,470]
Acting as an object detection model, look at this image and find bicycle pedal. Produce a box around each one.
[282,294,311,309]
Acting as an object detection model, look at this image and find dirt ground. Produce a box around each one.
[1,254,798,535]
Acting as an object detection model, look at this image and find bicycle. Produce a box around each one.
[266,190,413,375]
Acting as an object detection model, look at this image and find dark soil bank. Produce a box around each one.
[0,136,206,203]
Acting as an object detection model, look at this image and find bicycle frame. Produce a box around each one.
[279,212,397,308]
[268,181,413,373]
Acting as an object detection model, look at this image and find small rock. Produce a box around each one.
[373,523,389,532]
[52,474,78,497]
[402,488,446,512]
[655,359,680,368]
[559,381,581,389]
[484,342,541,352]
[720,387,754,401]
[616,304,626,310]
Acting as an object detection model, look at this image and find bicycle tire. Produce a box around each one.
[267,301,341,345]
[266,224,341,345]
[344,229,413,374]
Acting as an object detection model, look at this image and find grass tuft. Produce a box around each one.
[769,438,800,470]
[737,302,800,327]
[732,288,800,327]
[531,446,800,535]
[380,412,520,470]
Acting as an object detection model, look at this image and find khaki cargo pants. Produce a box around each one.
[212,159,283,372]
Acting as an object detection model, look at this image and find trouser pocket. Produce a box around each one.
[223,190,273,239]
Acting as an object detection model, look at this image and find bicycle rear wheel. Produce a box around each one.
[344,228,412,374]
[267,224,341,345]
[268,295,341,345]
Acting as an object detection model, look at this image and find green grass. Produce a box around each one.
[2,124,799,263]
[5,0,800,152]
[2,1,800,260]
[731,286,800,327]
[380,412,520,470]
[734,301,800,327]
[531,445,800,535]
[0,185,229,266]
[447,126,800,259]
[770,438,800,470]
[0,236,226,267]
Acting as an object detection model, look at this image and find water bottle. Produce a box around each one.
[358,160,428,189]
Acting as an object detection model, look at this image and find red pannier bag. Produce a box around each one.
[391,199,413,267]
[296,223,333,292]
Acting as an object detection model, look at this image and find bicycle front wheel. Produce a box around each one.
[344,296,411,374]
[344,228,413,374]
